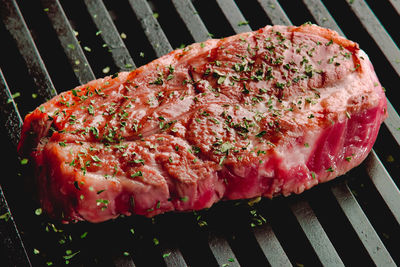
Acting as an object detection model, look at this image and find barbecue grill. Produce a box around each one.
[1,0,399,266]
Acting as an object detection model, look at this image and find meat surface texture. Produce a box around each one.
[18,24,387,223]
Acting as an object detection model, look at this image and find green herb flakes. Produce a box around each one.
[256,131,266,138]
[80,231,88,239]
[35,208,43,216]
[163,252,171,258]
[102,66,110,74]
[219,155,227,166]
[7,92,20,103]
[153,237,159,246]
[0,212,10,221]
[311,172,316,180]
[131,171,143,178]
[63,250,80,260]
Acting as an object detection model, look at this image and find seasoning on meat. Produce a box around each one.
[18,24,387,223]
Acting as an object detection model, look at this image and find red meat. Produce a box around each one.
[18,24,387,223]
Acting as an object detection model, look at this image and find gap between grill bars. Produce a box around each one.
[1,0,400,266]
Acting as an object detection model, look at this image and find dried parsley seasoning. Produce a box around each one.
[96,199,109,211]
[255,131,266,138]
[0,212,11,221]
[311,172,317,180]
[130,158,145,165]
[163,252,171,258]
[275,82,285,89]
[180,196,189,202]
[351,63,361,71]
[242,84,250,94]
[325,39,334,46]
[131,170,143,178]
[149,72,164,85]
[326,166,334,172]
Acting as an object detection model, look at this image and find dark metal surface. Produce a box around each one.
[84,0,135,72]
[0,69,23,147]
[252,221,291,266]
[128,0,173,57]
[40,0,95,84]
[289,200,344,266]
[0,186,31,267]
[1,0,57,100]
[0,0,399,266]
[366,151,400,224]
[171,0,209,42]
[331,183,396,266]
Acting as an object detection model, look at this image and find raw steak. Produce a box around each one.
[18,24,387,223]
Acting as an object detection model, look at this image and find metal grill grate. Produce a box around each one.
[1,0,400,266]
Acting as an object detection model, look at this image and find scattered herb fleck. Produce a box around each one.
[163,252,171,258]
[0,212,10,221]
[35,208,43,216]
[102,66,110,74]
[256,131,266,138]
[131,171,143,178]
[238,21,249,26]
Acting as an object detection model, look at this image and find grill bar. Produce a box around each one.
[257,0,291,25]
[289,200,344,266]
[0,69,30,267]
[0,0,57,100]
[207,233,239,267]
[331,182,396,266]
[215,0,251,33]
[159,247,187,267]
[302,0,342,33]
[84,0,135,72]
[113,255,136,267]
[0,68,23,147]
[171,0,209,42]
[385,102,400,146]
[389,0,400,14]
[41,0,95,84]
[127,0,173,57]
[154,217,188,266]
[252,222,292,266]
[345,0,400,76]
[366,151,400,224]
[0,186,31,267]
